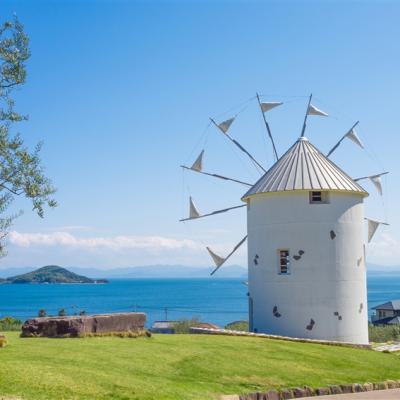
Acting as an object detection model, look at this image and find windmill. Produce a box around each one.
[180,93,388,344]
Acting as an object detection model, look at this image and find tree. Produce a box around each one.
[0,16,56,255]
[58,308,66,317]
[38,309,46,317]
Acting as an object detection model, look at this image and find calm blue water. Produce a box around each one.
[0,274,399,327]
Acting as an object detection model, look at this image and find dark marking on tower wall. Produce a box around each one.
[273,306,281,318]
[330,230,336,240]
[306,318,315,330]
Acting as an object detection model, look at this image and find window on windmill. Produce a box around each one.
[309,191,329,204]
[278,249,290,274]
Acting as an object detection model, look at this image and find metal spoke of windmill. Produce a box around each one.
[210,117,267,173]
[255,93,282,162]
[208,235,248,275]
[327,121,364,157]
[179,197,246,222]
[181,149,252,187]
[354,172,389,195]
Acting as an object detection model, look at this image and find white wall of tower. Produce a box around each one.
[246,190,368,344]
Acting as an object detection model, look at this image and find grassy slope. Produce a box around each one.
[1,333,400,400]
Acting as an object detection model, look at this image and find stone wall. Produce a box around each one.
[21,312,146,338]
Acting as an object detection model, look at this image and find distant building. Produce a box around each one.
[151,321,176,334]
[371,300,400,325]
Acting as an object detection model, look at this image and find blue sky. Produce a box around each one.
[1,0,399,269]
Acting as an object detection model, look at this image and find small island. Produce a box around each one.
[3,265,108,284]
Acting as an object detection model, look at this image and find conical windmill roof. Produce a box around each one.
[242,137,368,199]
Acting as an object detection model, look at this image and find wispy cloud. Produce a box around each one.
[367,232,400,266]
[8,231,202,251]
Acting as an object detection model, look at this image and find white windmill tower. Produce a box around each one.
[181,94,388,344]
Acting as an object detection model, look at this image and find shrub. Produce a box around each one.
[224,320,249,331]
[0,316,22,331]
[58,309,66,317]
[38,309,46,317]
[173,317,202,334]
[369,323,400,343]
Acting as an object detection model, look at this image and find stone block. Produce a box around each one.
[329,385,342,395]
[291,388,307,398]
[354,384,364,392]
[386,380,397,389]
[21,313,146,337]
[315,387,330,395]
[362,383,373,392]
[279,389,293,399]
[265,390,280,400]
[373,382,388,390]
[303,386,314,396]
[340,384,354,393]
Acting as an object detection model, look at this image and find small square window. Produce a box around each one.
[309,191,329,204]
[278,249,290,274]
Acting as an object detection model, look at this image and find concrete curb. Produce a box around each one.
[189,327,371,349]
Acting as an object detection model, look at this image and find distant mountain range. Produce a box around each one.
[0,263,398,279]
[0,265,248,279]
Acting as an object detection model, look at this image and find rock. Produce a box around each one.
[303,386,314,396]
[316,387,330,395]
[265,390,280,400]
[354,384,364,392]
[362,383,373,391]
[291,388,307,398]
[373,382,388,390]
[21,313,146,338]
[279,389,293,399]
[329,385,342,395]
[386,380,397,389]
[340,384,354,393]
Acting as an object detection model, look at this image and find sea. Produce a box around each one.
[1,273,399,328]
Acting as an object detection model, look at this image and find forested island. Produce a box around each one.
[1,265,108,284]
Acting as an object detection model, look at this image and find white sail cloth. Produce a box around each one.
[190,150,204,172]
[366,218,388,242]
[189,197,200,219]
[260,102,283,113]
[346,128,364,149]
[217,117,235,133]
[206,247,225,267]
[307,104,328,116]
[370,175,383,195]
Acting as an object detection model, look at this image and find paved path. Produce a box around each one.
[301,388,400,399]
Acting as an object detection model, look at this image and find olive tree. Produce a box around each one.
[0,16,56,254]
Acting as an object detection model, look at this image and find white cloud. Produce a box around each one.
[8,231,202,251]
[367,232,400,266]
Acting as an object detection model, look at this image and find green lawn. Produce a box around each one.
[1,332,400,400]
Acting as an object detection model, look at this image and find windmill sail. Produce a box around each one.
[189,197,200,219]
[180,204,246,222]
[327,121,361,157]
[346,128,364,149]
[370,175,383,195]
[217,117,235,134]
[307,104,328,117]
[365,218,389,242]
[260,102,283,113]
[206,247,225,267]
[354,172,388,195]
[181,165,252,186]
[190,150,204,172]
[209,235,248,275]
